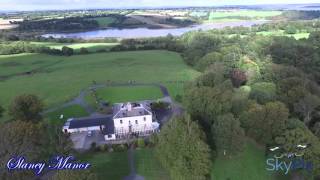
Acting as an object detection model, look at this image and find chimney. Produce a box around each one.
[127,103,132,111]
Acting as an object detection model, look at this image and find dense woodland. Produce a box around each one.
[156,29,320,179]
[1,19,320,179]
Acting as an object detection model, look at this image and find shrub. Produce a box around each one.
[136,138,145,148]
[90,142,97,151]
[151,101,170,110]
[61,46,74,56]
[112,144,127,152]
[79,47,89,54]
[99,144,108,151]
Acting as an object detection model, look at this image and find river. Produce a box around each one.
[42,20,267,39]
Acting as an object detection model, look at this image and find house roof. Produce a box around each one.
[102,119,115,135]
[68,115,112,129]
[113,101,152,119]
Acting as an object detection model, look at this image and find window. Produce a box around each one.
[135,120,138,124]
[143,117,146,121]
[120,120,123,124]
[108,134,112,138]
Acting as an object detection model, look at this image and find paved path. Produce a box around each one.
[123,145,145,180]
[42,82,181,116]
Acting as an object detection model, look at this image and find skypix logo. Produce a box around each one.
[266,144,313,175]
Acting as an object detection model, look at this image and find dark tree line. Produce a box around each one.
[16,17,99,32]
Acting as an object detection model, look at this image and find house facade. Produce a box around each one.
[62,101,159,141]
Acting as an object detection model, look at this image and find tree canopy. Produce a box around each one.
[156,115,211,180]
[9,94,44,123]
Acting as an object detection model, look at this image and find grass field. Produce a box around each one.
[89,17,116,27]
[227,31,310,40]
[45,105,89,126]
[209,10,282,21]
[134,148,170,180]
[211,139,288,180]
[256,30,310,40]
[79,151,130,180]
[0,50,199,121]
[85,86,163,107]
[30,42,119,52]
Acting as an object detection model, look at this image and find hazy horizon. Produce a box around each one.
[1,0,320,11]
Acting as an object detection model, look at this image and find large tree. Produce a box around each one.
[44,123,73,157]
[0,121,45,180]
[9,94,44,123]
[156,115,211,180]
[275,119,320,177]
[312,122,320,139]
[212,113,245,155]
[294,93,320,126]
[240,101,289,144]
[184,80,233,127]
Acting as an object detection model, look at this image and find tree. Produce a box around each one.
[9,94,44,123]
[249,82,276,104]
[184,81,233,127]
[230,69,247,88]
[277,77,308,110]
[62,46,74,56]
[212,113,245,155]
[0,121,45,180]
[284,26,297,34]
[79,47,89,54]
[294,93,320,126]
[44,123,73,156]
[274,119,320,177]
[195,62,228,87]
[0,105,4,118]
[156,115,211,180]
[195,52,223,71]
[50,170,98,180]
[312,122,320,139]
[240,101,289,144]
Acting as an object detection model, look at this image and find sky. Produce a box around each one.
[1,0,319,11]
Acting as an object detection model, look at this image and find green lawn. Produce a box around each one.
[0,50,199,121]
[44,105,89,126]
[227,31,310,40]
[211,140,288,180]
[85,85,163,106]
[90,17,116,27]
[256,30,310,40]
[134,148,170,180]
[79,152,130,180]
[30,42,119,52]
[209,10,282,21]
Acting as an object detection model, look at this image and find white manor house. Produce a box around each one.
[63,101,160,141]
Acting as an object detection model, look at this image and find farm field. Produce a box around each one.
[209,10,282,19]
[85,85,164,107]
[0,50,200,121]
[228,31,310,40]
[256,30,310,39]
[206,10,282,23]
[211,140,288,180]
[30,42,119,52]
[89,17,116,27]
